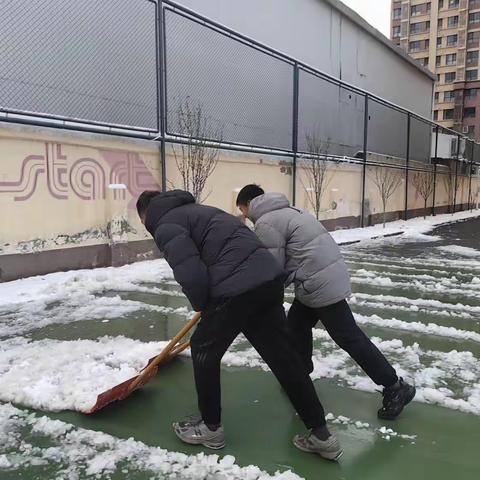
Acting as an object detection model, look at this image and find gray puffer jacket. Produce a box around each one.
[249,192,351,308]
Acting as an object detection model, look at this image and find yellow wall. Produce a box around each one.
[0,123,479,262]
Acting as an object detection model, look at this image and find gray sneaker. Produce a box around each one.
[173,415,226,450]
[293,432,343,461]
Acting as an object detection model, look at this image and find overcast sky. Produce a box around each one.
[340,0,391,37]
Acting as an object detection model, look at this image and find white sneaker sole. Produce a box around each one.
[173,425,226,450]
[293,437,344,461]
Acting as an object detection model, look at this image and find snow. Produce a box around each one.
[0,403,301,479]
[223,330,480,416]
[353,313,480,344]
[331,209,480,245]
[1,210,480,477]
[0,260,173,308]
[0,336,174,412]
[0,260,180,337]
[436,245,480,257]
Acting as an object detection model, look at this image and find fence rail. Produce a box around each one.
[0,0,479,225]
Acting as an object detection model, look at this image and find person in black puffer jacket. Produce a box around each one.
[136,190,342,461]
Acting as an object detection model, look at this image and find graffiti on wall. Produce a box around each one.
[0,143,160,206]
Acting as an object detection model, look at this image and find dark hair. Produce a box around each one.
[236,184,264,206]
[136,190,161,217]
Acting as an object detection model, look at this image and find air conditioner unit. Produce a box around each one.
[462,126,469,134]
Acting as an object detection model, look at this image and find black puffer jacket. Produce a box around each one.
[144,190,284,311]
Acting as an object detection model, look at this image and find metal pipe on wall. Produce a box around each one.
[360,94,369,228]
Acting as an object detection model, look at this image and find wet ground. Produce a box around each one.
[1,217,480,479]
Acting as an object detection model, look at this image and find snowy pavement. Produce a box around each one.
[331,209,480,244]
[0,212,480,478]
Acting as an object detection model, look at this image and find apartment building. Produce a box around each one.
[392,0,480,140]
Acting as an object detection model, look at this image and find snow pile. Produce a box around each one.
[0,260,178,337]
[437,245,480,257]
[0,336,177,412]
[331,209,480,245]
[0,259,173,308]
[0,403,301,479]
[354,313,480,343]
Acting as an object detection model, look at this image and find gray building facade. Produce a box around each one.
[177,0,435,118]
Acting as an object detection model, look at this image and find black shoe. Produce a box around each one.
[378,378,416,420]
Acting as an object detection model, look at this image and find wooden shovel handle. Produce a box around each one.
[129,312,201,391]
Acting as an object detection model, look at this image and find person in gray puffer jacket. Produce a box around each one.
[237,185,416,423]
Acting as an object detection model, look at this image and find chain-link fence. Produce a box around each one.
[1,0,479,226]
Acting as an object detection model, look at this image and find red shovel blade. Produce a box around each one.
[86,365,159,414]
[86,346,188,414]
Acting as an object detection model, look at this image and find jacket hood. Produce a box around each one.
[249,192,290,223]
[145,190,195,235]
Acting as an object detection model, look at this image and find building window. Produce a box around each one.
[438,18,444,29]
[434,110,439,121]
[467,125,475,137]
[443,109,455,120]
[411,5,421,16]
[469,12,480,24]
[420,57,429,66]
[466,69,479,80]
[435,92,440,102]
[469,0,480,9]
[464,107,476,118]
[437,36,443,47]
[448,0,459,7]
[410,40,429,52]
[447,16,459,28]
[411,23,420,34]
[445,72,457,83]
[393,8,402,19]
[467,51,479,64]
[446,53,457,65]
[447,34,458,46]
[439,0,444,8]
[468,31,480,45]
[436,55,442,66]
[465,88,478,99]
[392,26,401,38]
[444,91,456,101]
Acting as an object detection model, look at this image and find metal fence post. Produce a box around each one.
[292,63,299,206]
[468,141,473,211]
[360,94,369,228]
[158,0,167,191]
[453,134,460,213]
[404,113,411,220]
[432,126,438,216]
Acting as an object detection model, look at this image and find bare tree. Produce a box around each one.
[410,170,435,219]
[371,166,403,228]
[301,133,333,220]
[172,97,222,203]
[442,161,460,213]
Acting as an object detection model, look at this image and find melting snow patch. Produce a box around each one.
[437,245,480,257]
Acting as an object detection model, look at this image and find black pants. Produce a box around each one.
[287,298,398,388]
[190,278,326,429]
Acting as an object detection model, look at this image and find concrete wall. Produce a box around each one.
[176,0,434,117]
[1,123,478,281]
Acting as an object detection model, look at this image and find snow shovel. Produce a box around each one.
[87,312,201,414]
